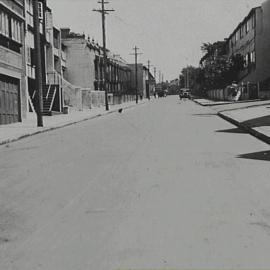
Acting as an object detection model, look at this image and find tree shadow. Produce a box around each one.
[237,150,270,162]
[241,115,270,128]
[216,127,247,134]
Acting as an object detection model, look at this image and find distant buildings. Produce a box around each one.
[128,64,155,99]
[0,0,155,126]
[61,28,132,97]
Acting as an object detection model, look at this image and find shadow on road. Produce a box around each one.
[237,150,270,162]
[241,115,270,128]
[216,127,247,134]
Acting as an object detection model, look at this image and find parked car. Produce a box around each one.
[179,88,191,99]
[158,90,165,97]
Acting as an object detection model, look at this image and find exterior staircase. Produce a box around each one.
[42,84,60,116]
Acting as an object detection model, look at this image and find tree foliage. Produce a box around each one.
[176,42,245,97]
[200,42,244,90]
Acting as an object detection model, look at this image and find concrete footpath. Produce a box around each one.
[193,98,266,107]
[193,98,233,106]
[0,101,145,146]
[194,98,270,145]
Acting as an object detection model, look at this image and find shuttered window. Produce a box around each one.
[0,11,9,37]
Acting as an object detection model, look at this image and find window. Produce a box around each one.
[26,0,33,14]
[241,24,245,38]
[0,11,9,37]
[11,18,22,43]
[0,11,22,43]
[252,14,256,29]
[250,51,256,63]
[38,2,43,20]
[246,20,249,33]
[244,53,249,67]
[0,10,22,52]
[26,46,32,64]
[236,30,239,41]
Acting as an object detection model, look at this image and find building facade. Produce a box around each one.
[24,0,51,113]
[128,64,155,98]
[1,1,140,125]
[0,0,25,125]
[61,28,132,98]
[227,0,270,99]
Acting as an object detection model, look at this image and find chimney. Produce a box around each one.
[61,28,70,38]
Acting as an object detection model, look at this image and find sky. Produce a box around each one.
[47,0,264,81]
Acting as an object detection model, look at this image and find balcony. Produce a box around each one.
[0,46,22,72]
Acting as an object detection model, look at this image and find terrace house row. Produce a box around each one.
[226,0,270,99]
[0,0,155,126]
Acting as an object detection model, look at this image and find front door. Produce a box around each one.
[249,83,258,99]
[0,74,21,125]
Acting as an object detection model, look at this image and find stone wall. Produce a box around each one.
[62,78,82,110]
[81,89,105,109]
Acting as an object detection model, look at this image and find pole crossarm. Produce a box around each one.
[93,9,115,13]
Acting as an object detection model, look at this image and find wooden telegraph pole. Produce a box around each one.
[154,67,157,95]
[147,60,153,100]
[33,0,43,127]
[131,46,142,104]
[93,0,114,111]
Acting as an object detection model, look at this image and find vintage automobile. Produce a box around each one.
[179,88,191,99]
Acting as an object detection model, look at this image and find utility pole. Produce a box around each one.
[33,0,43,127]
[130,46,142,104]
[147,60,152,74]
[93,0,114,111]
[154,67,157,94]
[154,67,157,82]
[147,60,153,100]
[185,68,190,89]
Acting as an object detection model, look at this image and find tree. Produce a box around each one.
[200,41,244,90]
[180,66,206,96]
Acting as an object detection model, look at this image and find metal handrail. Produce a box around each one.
[49,86,57,112]
[45,84,51,100]
[32,90,36,99]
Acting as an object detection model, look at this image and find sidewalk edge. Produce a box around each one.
[193,99,270,107]
[0,102,144,146]
[218,112,270,145]
[193,99,208,106]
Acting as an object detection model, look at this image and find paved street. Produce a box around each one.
[1,96,270,269]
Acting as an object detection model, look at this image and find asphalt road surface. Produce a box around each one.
[1,96,270,269]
